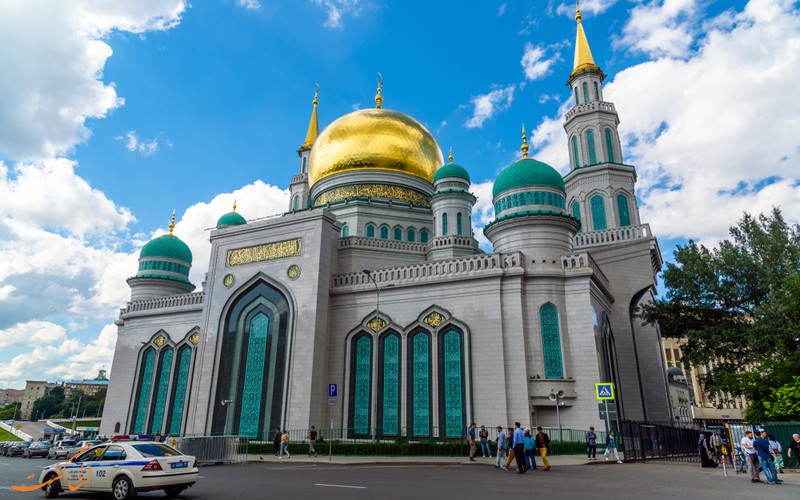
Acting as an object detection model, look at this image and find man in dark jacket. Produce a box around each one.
[753,429,782,485]
[536,427,551,471]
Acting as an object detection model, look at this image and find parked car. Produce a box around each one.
[7,441,31,457]
[66,439,104,458]
[40,441,199,499]
[0,441,10,455]
[47,440,77,460]
[23,441,52,458]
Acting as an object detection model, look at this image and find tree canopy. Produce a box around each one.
[638,208,800,421]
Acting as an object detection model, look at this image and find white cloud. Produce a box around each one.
[521,42,562,81]
[555,0,618,16]
[236,0,261,10]
[0,321,66,349]
[498,3,507,17]
[312,0,362,29]
[616,0,699,58]
[465,84,516,129]
[117,131,169,157]
[471,180,495,250]
[0,1,187,161]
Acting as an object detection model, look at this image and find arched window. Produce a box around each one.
[540,303,564,379]
[590,194,607,231]
[439,328,465,438]
[617,194,631,227]
[586,130,597,165]
[238,312,269,438]
[149,347,173,434]
[407,228,416,242]
[293,195,300,211]
[378,332,400,437]
[593,81,599,101]
[573,87,579,104]
[380,226,389,239]
[349,334,373,438]
[167,345,192,436]
[582,82,589,103]
[456,213,463,236]
[571,201,582,233]
[393,227,402,240]
[442,213,448,236]
[408,331,431,437]
[571,136,580,168]
[132,349,156,433]
[605,129,615,163]
[301,156,307,173]
[420,229,429,243]
[341,224,350,237]
[366,224,375,238]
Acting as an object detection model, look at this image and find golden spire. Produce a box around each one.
[168,209,176,235]
[521,124,529,159]
[448,147,454,164]
[571,1,601,77]
[375,73,384,109]
[232,200,238,212]
[301,85,320,149]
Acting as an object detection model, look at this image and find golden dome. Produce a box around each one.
[308,108,444,186]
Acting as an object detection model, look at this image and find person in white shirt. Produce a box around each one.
[740,430,761,483]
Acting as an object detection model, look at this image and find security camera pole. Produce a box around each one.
[549,390,565,442]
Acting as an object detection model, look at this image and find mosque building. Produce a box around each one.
[100,7,671,440]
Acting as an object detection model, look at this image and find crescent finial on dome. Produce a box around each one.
[375,72,384,109]
[449,147,454,164]
[232,200,238,212]
[169,209,176,235]
[521,124,529,159]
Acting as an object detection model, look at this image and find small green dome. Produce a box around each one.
[140,234,193,263]
[434,163,471,183]
[492,158,565,198]
[217,211,246,227]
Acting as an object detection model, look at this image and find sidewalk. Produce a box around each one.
[246,452,621,467]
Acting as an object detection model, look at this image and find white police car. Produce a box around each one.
[39,441,198,499]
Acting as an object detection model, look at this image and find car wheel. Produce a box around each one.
[44,473,61,498]
[164,486,186,498]
[112,476,134,500]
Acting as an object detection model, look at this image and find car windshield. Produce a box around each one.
[61,441,77,446]
[131,443,181,457]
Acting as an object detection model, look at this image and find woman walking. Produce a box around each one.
[768,434,784,473]
[698,434,718,468]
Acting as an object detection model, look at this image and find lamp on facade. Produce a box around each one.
[221,399,234,436]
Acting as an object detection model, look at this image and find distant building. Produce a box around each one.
[666,365,691,425]
[62,369,109,399]
[20,370,109,420]
[0,388,24,405]
[20,381,58,420]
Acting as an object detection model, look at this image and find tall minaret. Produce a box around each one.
[563,3,640,232]
[289,86,318,212]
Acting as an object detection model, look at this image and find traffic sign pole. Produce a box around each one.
[604,400,610,434]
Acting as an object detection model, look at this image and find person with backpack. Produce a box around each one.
[479,425,490,458]
[586,426,597,460]
[605,430,622,463]
[306,425,318,457]
[523,428,537,470]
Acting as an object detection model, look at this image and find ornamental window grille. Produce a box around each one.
[590,195,607,230]
[420,229,429,243]
[380,334,400,437]
[149,348,173,434]
[439,329,464,438]
[572,201,582,233]
[456,213,463,236]
[393,227,402,240]
[593,81,599,101]
[572,136,580,168]
[407,228,416,242]
[605,129,615,163]
[540,303,564,379]
[586,130,597,164]
[442,213,448,236]
[132,349,156,434]
[409,331,431,437]
[341,224,349,237]
[380,226,389,239]
[583,82,590,103]
[351,335,372,437]
[168,346,192,436]
[617,194,631,227]
[366,224,375,238]
[238,313,269,439]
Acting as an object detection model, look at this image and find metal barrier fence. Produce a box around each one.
[175,435,250,464]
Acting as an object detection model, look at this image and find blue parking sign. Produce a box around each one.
[328,383,337,397]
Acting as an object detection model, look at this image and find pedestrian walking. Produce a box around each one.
[740,429,760,483]
[272,428,282,456]
[586,426,597,460]
[767,434,784,473]
[495,426,507,469]
[788,434,800,467]
[709,431,722,462]
[523,428,537,470]
[754,429,781,484]
[536,427,551,471]
[280,430,290,459]
[479,425,491,458]
[512,422,526,474]
[604,430,622,463]
[306,426,318,457]
[502,431,517,470]
[698,434,718,468]
[467,422,477,462]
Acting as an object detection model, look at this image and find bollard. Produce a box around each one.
[721,455,727,476]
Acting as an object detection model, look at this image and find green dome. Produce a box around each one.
[492,158,565,198]
[217,211,247,227]
[434,163,471,183]
[140,234,193,263]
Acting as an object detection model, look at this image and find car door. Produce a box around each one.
[63,446,103,492]
[90,445,127,491]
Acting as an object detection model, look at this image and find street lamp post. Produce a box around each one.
[221,400,234,435]
[549,390,565,442]
[71,395,82,437]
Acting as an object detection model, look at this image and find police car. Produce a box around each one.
[38,440,198,499]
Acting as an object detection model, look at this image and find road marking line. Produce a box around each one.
[315,483,366,489]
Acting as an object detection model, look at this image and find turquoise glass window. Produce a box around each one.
[239,313,269,439]
[168,346,192,436]
[441,330,463,438]
[341,224,349,237]
[571,201,581,233]
[593,81,599,101]
[420,230,429,243]
[586,130,597,164]
[572,136,580,167]
[149,348,173,434]
[353,335,372,436]
[411,332,430,437]
[574,87,579,104]
[132,349,156,433]
[617,194,631,227]
[456,213,463,236]
[605,129,615,163]
[590,195,607,230]
[393,227,402,240]
[380,226,389,239]
[582,82,589,103]
[366,224,375,238]
[381,334,400,436]
[293,196,299,210]
[540,303,564,379]
[494,191,566,213]
[442,213,448,236]
[302,156,307,173]
[407,229,416,242]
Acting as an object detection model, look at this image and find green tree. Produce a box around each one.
[0,402,21,420]
[639,208,800,421]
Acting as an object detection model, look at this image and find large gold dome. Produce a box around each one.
[308,108,444,186]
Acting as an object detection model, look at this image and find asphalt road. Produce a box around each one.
[0,457,797,500]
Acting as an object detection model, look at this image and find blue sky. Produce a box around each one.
[0,0,798,389]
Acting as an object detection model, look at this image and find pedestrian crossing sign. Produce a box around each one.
[595,383,615,400]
